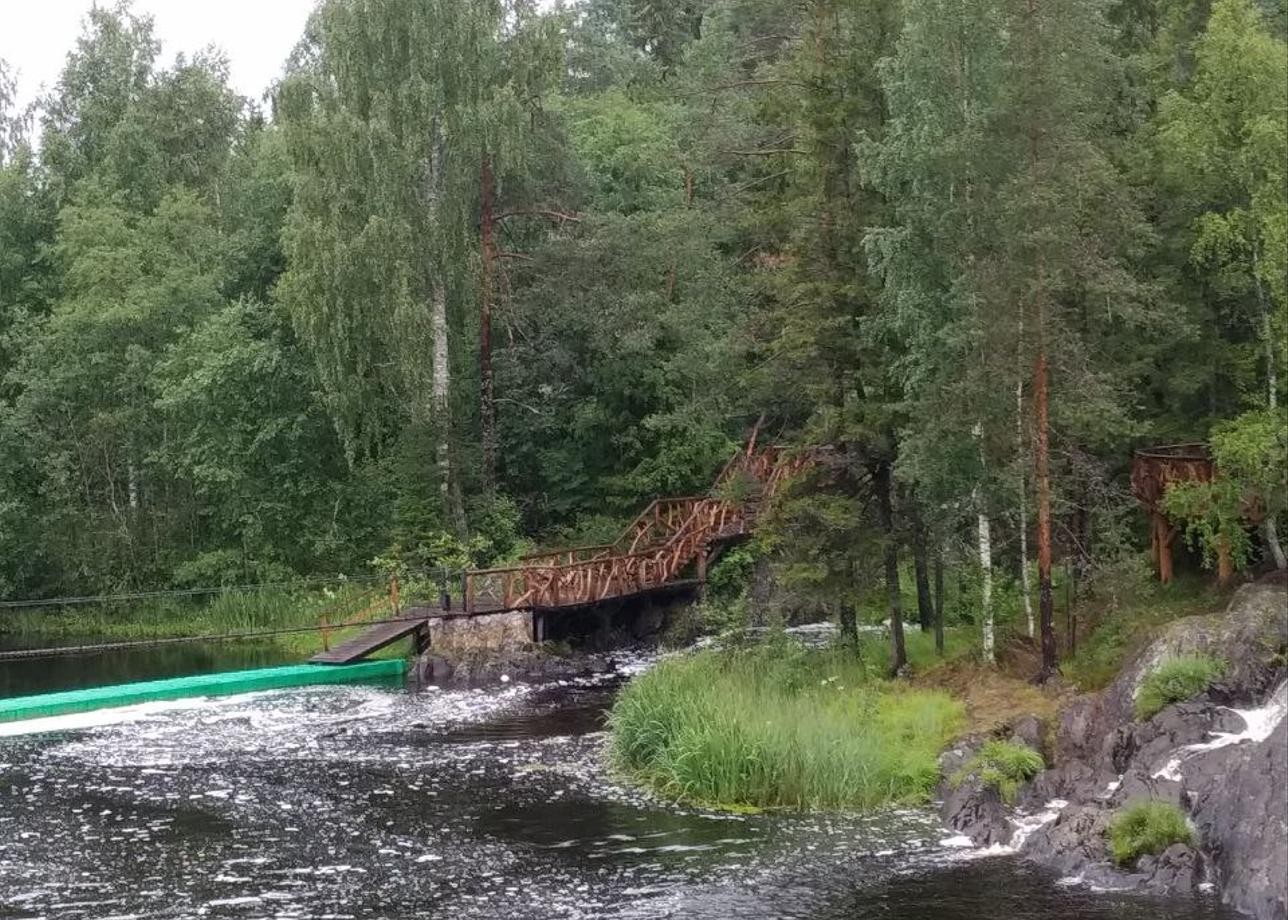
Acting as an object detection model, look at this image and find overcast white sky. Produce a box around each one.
[1,0,318,113]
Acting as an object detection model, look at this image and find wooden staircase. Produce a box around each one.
[462,442,812,612]
[308,440,812,664]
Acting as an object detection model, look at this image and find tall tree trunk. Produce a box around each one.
[1264,521,1287,571]
[976,495,994,665]
[933,543,945,656]
[1017,376,1034,638]
[875,459,907,675]
[748,556,772,627]
[127,459,139,511]
[838,599,857,642]
[1253,247,1277,412]
[973,421,994,665]
[912,505,933,632]
[431,283,458,530]
[427,114,465,535]
[1252,250,1286,569]
[479,152,497,491]
[1034,345,1057,679]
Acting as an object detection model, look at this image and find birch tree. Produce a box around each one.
[278,0,505,532]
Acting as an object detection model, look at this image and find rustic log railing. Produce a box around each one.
[463,443,813,613]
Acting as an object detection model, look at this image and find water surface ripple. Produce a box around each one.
[0,665,1239,919]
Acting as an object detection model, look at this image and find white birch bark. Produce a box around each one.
[1253,249,1285,569]
[973,421,995,664]
[426,113,457,529]
[1017,377,1034,638]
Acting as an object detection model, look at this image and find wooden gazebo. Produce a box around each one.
[1130,443,1230,584]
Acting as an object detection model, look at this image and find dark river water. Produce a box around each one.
[0,636,297,697]
[0,647,1244,919]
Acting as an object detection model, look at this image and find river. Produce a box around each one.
[0,646,1242,919]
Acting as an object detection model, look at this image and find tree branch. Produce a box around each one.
[495,209,581,223]
[719,148,807,157]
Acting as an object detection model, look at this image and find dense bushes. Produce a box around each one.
[1135,654,1225,720]
[608,639,963,810]
[1108,801,1197,865]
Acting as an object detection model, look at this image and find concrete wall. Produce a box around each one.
[430,610,533,652]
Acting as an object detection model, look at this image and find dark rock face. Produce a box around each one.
[942,776,1013,846]
[1186,714,1288,920]
[937,719,1054,848]
[1012,582,1288,920]
[1023,804,1113,877]
[1139,844,1206,895]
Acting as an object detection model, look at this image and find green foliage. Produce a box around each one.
[1062,570,1221,691]
[1162,409,1288,569]
[609,639,964,809]
[1108,801,1197,866]
[0,581,384,658]
[1,0,1286,638]
[952,740,1045,804]
[1136,654,1226,719]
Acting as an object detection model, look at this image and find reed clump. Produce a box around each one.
[609,637,964,810]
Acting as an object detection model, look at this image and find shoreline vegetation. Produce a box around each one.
[0,583,394,659]
[609,637,964,811]
[608,568,1232,812]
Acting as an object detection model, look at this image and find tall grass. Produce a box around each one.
[952,739,1044,803]
[0,583,391,657]
[1108,801,1196,866]
[1135,654,1225,720]
[609,639,964,810]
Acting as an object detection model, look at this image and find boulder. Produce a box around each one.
[1139,844,1205,896]
[1013,581,1288,919]
[1185,712,1288,920]
[942,777,1013,847]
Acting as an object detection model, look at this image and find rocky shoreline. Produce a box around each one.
[941,580,1288,920]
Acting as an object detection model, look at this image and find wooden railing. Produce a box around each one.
[463,442,813,613]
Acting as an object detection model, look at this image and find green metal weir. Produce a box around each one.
[0,659,406,723]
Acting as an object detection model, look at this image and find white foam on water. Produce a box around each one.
[936,799,1068,863]
[1152,680,1288,782]
[1008,799,1068,851]
[0,697,214,738]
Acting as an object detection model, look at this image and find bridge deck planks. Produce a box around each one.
[307,603,510,665]
[309,617,431,665]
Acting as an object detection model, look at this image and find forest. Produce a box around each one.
[0,0,1285,678]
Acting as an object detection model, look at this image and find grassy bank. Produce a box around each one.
[0,582,404,659]
[1061,572,1227,691]
[608,638,964,810]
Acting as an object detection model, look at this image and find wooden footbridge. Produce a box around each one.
[310,440,813,664]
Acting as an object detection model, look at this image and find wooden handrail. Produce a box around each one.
[464,442,814,612]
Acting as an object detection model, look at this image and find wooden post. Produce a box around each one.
[1154,513,1174,584]
[464,572,473,613]
[1150,510,1161,573]
[414,624,431,656]
[390,572,400,616]
[1217,537,1234,587]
